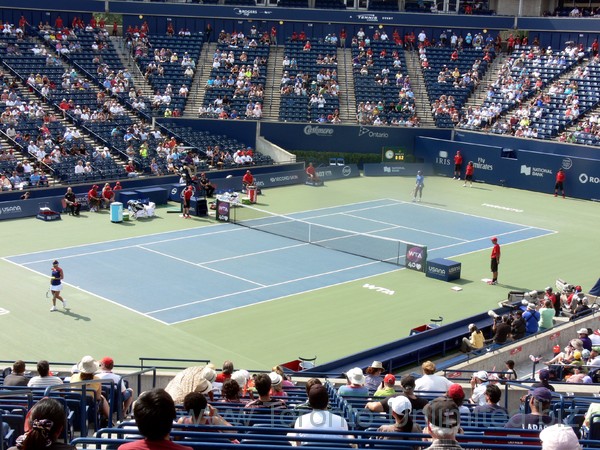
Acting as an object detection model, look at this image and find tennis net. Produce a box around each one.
[230,203,427,268]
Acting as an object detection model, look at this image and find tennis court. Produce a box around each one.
[4,198,554,325]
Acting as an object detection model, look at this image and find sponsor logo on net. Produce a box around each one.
[520,165,553,177]
[562,158,573,170]
[0,205,22,216]
[303,125,334,137]
[579,173,600,184]
[358,126,389,138]
[406,246,424,271]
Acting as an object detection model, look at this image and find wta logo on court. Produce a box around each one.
[406,245,427,272]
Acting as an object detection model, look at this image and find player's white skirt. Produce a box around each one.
[51,284,63,292]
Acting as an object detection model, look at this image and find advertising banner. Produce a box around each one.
[363,163,432,177]
[405,244,427,272]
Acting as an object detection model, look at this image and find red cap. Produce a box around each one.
[491,237,498,242]
[384,374,396,384]
[446,383,465,402]
[93,185,99,189]
[100,357,114,368]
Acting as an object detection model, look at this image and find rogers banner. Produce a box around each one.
[405,244,427,272]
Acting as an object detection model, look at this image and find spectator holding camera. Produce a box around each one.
[510,310,526,340]
[490,314,511,344]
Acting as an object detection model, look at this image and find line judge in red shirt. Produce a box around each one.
[306,162,320,183]
[453,150,463,179]
[182,185,193,219]
[554,168,565,198]
[242,170,254,191]
[488,237,500,285]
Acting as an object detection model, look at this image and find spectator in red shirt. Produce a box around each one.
[554,168,565,198]
[125,160,138,178]
[215,360,234,383]
[488,237,501,285]
[54,16,63,29]
[113,181,122,192]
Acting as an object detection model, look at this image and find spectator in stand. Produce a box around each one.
[490,315,511,345]
[338,367,369,397]
[294,378,323,411]
[219,379,245,404]
[244,373,287,409]
[540,424,581,450]
[69,356,110,421]
[269,372,287,398]
[446,384,469,414]
[272,365,294,388]
[176,392,233,429]
[364,361,385,393]
[511,310,526,340]
[460,324,484,353]
[27,360,63,388]
[215,360,234,383]
[415,361,453,393]
[97,356,134,417]
[366,374,428,413]
[7,397,75,450]
[125,160,138,178]
[506,387,557,430]
[373,374,397,398]
[118,388,191,450]
[164,365,215,403]
[538,300,555,331]
[470,371,489,406]
[288,385,350,446]
[502,360,518,381]
[523,303,540,335]
[3,360,29,386]
[473,384,508,420]
[578,328,593,351]
[376,396,422,444]
[423,397,463,449]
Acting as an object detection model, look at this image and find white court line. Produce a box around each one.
[425,227,542,253]
[341,212,469,242]
[145,259,383,315]
[383,198,558,234]
[169,265,401,325]
[1,257,170,325]
[202,242,308,264]
[12,226,243,266]
[139,245,266,287]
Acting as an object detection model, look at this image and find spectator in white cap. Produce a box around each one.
[577,328,592,351]
[470,371,489,406]
[523,302,540,335]
[365,361,385,393]
[338,367,368,397]
[376,395,422,440]
[539,424,581,449]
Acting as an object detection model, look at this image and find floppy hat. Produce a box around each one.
[77,355,99,374]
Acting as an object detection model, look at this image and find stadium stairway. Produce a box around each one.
[109,36,155,100]
[183,42,216,118]
[337,47,356,122]
[462,52,509,112]
[262,44,283,120]
[404,50,435,126]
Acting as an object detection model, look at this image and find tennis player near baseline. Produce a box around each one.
[50,260,68,311]
[412,170,424,202]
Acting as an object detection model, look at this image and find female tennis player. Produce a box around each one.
[49,260,68,311]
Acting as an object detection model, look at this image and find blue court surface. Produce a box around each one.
[5,199,555,324]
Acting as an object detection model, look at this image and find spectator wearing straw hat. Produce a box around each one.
[70,356,110,420]
[376,396,422,443]
[540,424,581,450]
[338,367,369,397]
[365,361,385,393]
[423,397,463,449]
[164,365,215,403]
[415,361,453,393]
